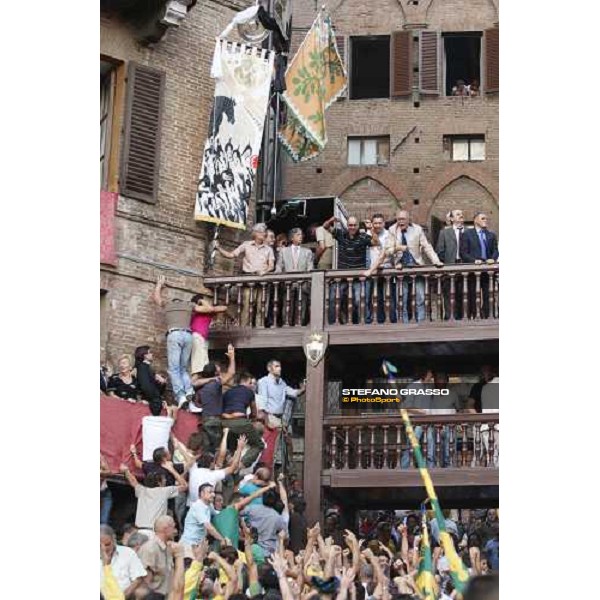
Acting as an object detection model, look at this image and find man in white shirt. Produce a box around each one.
[100,525,147,596]
[187,432,246,506]
[364,213,390,324]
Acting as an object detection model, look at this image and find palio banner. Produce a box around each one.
[194,39,275,230]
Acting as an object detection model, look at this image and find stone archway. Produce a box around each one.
[330,168,409,218]
[424,169,499,235]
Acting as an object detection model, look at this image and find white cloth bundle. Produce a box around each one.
[141,416,174,461]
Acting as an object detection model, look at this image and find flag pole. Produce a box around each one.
[400,409,470,596]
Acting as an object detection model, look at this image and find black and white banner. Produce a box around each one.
[194,39,274,230]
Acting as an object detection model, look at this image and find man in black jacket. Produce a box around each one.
[460,212,499,319]
[134,345,167,416]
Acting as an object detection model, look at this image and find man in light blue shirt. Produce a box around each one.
[257,359,305,466]
[180,483,226,548]
[257,359,305,420]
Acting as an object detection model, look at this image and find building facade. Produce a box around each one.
[281,0,499,239]
[100,0,254,372]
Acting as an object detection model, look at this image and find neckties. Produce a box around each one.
[478,230,487,260]
[456,227,463,260]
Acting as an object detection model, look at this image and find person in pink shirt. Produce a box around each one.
[190,291,228,377]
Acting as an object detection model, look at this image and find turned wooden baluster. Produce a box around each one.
[460,423,468,467]
[394,426,402,469]
[335,279,342,324]
[433,274,441,321]
[343,426,350,468]
[384,276,392,324]
[273,283,280,326]
[296,282,303,327]
[247,284,256,325]
[382,425,389,468]
[259,282,268,328]
[475,272,482,320]
[435,425,442,467]
[236,284,243,325]
[359,277,366,324]
[449,424,456,467]
[368,426,375,468]
[358,427,364,468]
[407,426,414,468]
[397,274,404,323]
[494,273,500,318]
[474,423,482,467]
[486,269,493,320]
[421,424,428,465]
[410,274,417,323]
[224,284,231,307]
[283,282,292,327]
[461,271,468,320]
[488,425,496,467]
[424,276,430,321]
[330,426,338,470]
[346,277,353,324]
[450,273,456,322]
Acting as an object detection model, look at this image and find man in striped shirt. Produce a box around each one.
[323,215,374,324]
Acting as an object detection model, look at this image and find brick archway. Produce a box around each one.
[330,168,410,207]
[421,164,498,223]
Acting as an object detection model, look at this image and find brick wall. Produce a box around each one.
[281,0,499,238]
[100,1,254,371]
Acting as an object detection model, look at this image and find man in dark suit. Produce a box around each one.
[436,209,465,320]
[460,212,499,319]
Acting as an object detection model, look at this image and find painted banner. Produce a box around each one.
[194,39,275,230]
[278,13,347,162]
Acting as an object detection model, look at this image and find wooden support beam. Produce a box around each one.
[304,271,326,525]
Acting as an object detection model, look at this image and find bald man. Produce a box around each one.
[137,515,178,595]
[370,210,442,323]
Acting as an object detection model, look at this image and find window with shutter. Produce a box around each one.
[419,30,439,95]
[120,62,165,203]
[336,34,347,100]
[485,27,499,93]
[391,30,412,97]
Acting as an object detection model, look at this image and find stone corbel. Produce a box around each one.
[160,0,191,28]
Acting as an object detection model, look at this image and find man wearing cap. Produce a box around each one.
[215,223,275,326]
[189,290,228,376]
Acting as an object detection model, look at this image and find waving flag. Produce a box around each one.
[401,409,470,596]
[278,12,347,161]
[415,510,437,600]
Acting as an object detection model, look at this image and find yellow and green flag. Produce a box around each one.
[415,511,437,600]
[401,409,470,596]
[279,12,347,161]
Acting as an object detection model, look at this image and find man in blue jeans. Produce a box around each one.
[322,214,374,324]
[369,210,443,323]
[153,274,211,406]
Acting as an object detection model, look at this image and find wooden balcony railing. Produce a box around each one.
[323,414,499,470]
[204,263,499,329]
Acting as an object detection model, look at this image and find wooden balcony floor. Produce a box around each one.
[209,319,499,349]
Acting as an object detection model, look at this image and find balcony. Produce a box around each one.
[321,413,499,509]
[204,263,499,348]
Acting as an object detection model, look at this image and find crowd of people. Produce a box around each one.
[211,208,498,326]
[100,417,499,600]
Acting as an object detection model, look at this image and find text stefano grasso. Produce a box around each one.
[341,388,450,396]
